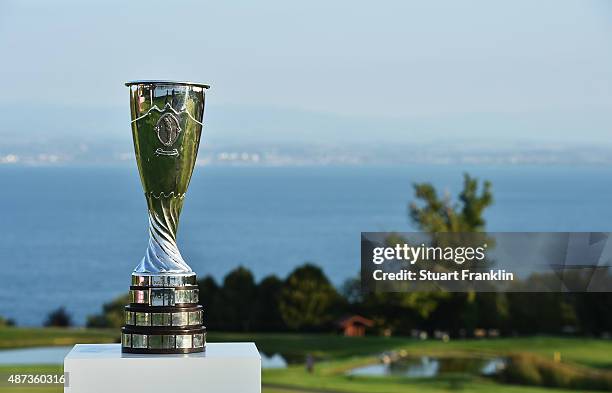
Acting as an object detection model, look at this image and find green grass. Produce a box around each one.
[209,332,417,361]
[262,353,612,393]
[0,327,117,349]
[264,359,612,393]
[391,336,612,369]
[211,333,612,392]
[264,367,605,393]
[209,333,612,369]
[2,328,612,392]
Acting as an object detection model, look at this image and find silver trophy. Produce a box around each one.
[121,80,209,354]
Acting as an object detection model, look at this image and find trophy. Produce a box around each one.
[121,80,209,354]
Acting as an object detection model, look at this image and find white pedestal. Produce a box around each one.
[64,343,261,393]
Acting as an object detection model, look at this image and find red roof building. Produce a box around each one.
[337,315,374,337]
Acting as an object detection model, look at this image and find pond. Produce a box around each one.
[0,346,287,369]
[0,346,72,365]
[348,356,506,378]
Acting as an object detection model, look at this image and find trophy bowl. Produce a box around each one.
[121,80,210,354]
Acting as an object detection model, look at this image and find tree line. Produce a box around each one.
[79,261,612,336]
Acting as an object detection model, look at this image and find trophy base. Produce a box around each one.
[121,273,206,354]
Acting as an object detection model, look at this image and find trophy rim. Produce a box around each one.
[125,80,210,89]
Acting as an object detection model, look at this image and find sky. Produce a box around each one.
[0,0,611,149]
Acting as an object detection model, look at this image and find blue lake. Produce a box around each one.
[1,164,612,325]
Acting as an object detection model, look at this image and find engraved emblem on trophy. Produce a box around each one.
[155,113,182,156]
[122,80,209,353]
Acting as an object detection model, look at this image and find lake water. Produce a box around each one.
[1,164,612,326]
[348,356,506,378]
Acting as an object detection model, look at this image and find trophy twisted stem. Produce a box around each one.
[135,194,191,274]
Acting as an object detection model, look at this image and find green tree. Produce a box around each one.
[218,266,257,331]
[252,275,285,331]
[45,307,72,327]
[0,316,15,327]
[197,275,222,330]
[409,173,492,232]
[401,173,495,336]
[279,263,340,331]
[572,292,612,335]
[341,277,362,305]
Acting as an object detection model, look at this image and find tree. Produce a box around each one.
[341,277,363,305]
[279,263,340,331]
[0,316,15,327]
[252,275,285,331]
[218,266,257,331]
[409,173,492,232]
[401,173,495,336]
[572,292,612,335]
[45,307,72,327]
[197,275,222,330]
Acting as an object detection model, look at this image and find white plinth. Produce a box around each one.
[64,343,261,393]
